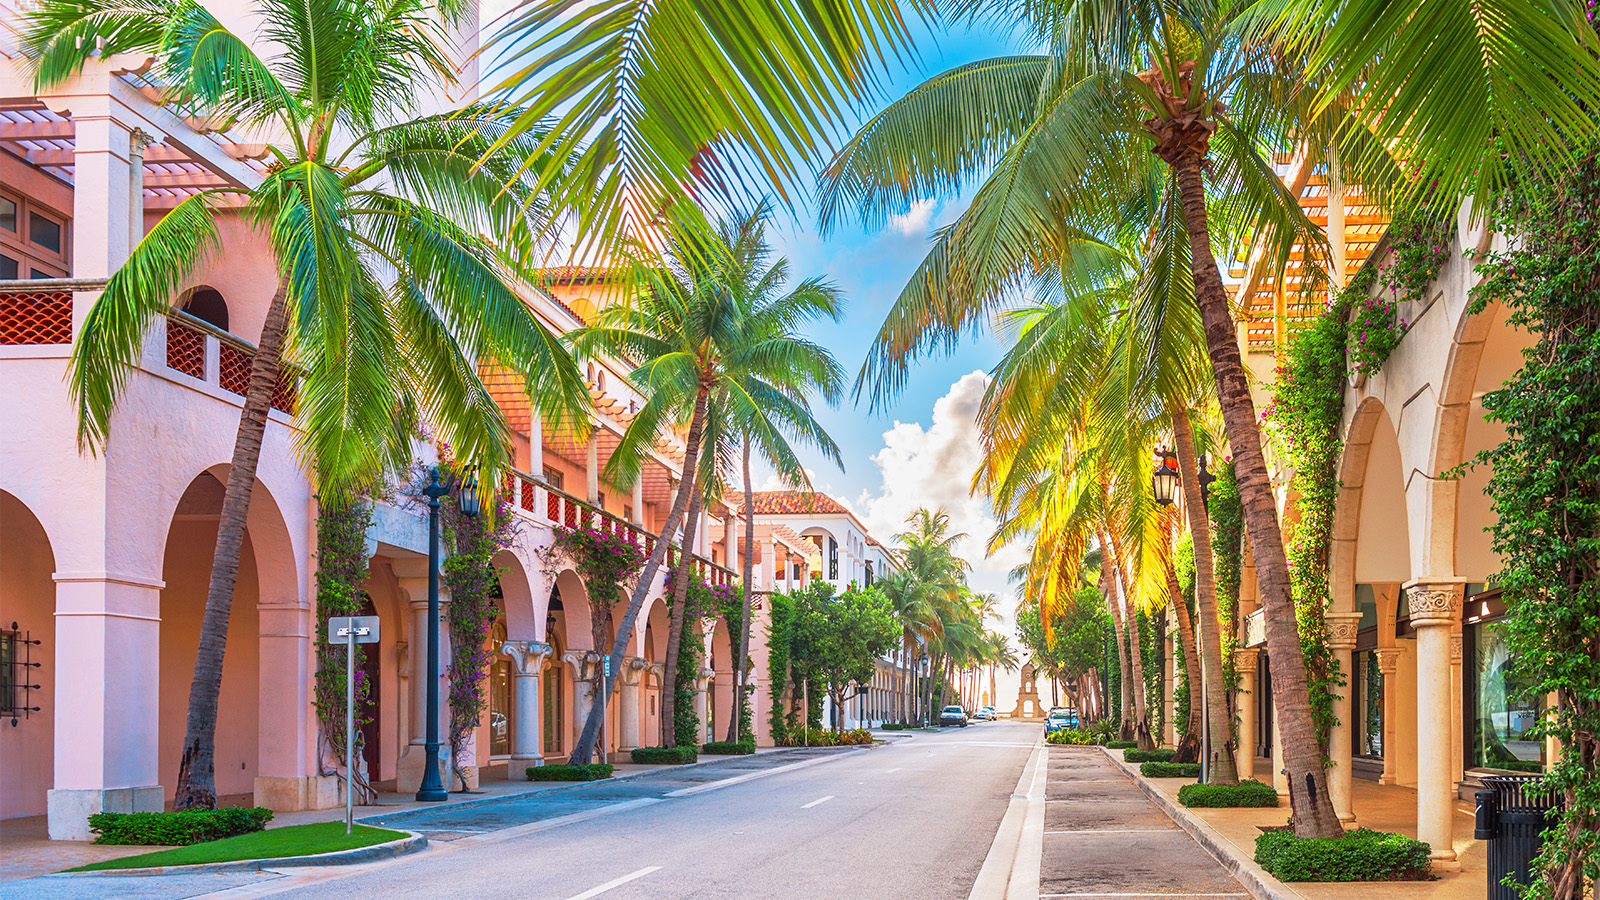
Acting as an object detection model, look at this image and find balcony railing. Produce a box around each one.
[1243,608,1266,648]
[0,288,73,345]
[500,468,739,587]
[165,311,296,414]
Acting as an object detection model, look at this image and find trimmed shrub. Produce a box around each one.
[701,741,755,755]
[88,808,273,846]
[1105,740,1137,749]
[780,728,873,747]
[527,763,614,782]
[881,723,908,731]
[1179,780,1280,808]
[1140,761,1201,778]
[1254,828,1435,882]
[1123,748,1176,763]
[630,746,697,765]
[1045,728,1095,745]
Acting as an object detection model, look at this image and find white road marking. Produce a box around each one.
[801,795,835,809]
[665,748,868,797]
[563,866,661,900]
[1043,829,1176,834]
[1040,894,1246,898]
[884,767,902,773]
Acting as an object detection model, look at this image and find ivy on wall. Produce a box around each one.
[1209,460,1243,698]
[1460,156,1600,898]
[313,499,375,784]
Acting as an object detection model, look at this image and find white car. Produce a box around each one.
[972,706,997,721]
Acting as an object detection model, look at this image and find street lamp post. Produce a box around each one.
[416,465,478,802]
[1153,450,1208,782]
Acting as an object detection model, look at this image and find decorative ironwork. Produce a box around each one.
[0,290,72,345]
[166,317,206,378]
[2,622,42,726]
[269,374,295,415]
[219,341,251,394]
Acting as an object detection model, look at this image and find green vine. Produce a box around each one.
[766,591,795,744]
[1209,460,1243,699]
[313,499,375,773]
[1174,534,1195,734]
[1456,155,1600,899]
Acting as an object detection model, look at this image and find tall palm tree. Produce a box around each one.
[23,0,589,809]
[879,568,939,724]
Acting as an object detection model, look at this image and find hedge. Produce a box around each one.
[88,808,273,846]
[1254,828,1434,882]
[527,763,614,781]
[1123,748,1175,763]
[881,723,908,731]
[701,741,755,755]
[1105,740,1137,749]
[1140,761,1202,778]
[1179,780,1280,808]
[631,746,698,765]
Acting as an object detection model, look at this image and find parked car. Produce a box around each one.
[972,706,996,721]
[1044,708,1078,735]
[939,705,969,727]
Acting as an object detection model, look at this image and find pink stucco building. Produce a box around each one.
[0,5,812,840]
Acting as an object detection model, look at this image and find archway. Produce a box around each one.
[0,491,57,818]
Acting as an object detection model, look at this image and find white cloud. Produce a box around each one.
[887,199,937,237]
[853,371,1032,709]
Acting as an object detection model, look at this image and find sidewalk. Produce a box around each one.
[0,745,817,883]
[1104,748,1485,900]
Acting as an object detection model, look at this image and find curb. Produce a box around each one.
[968,739,1045,900]
[1100,747,1301,900]
[49,831,428,878]
[362,743,867,827]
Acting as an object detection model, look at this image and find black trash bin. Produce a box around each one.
[1474,775,1563,900]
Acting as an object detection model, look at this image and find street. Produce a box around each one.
[8,722,1035,900]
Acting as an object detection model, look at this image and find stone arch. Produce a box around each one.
[1332,397,1411,618]
[553,569,592,651]
[493,548,539,641]
[0,490,57,818]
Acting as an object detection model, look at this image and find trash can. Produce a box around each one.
[1474,775,1563,900]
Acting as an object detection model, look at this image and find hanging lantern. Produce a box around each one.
[1151,449,1180,506]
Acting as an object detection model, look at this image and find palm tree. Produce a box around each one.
[879,569,939,724]
[820,0,1367,832]
[24,0,588,809]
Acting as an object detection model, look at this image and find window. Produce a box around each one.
[0,191,69,278]
[29,213,61,254]
[0,196,15,232]
[543,466,564,490]
[597,491,606,509]
[1469,618,1545,772]
[865,560,874,588]
[0,630,13,714]
[624,505,633,521]
[828,538,838,580]
[1356,649,1383,758]
[0,254,16,280]
[181,288,230,331]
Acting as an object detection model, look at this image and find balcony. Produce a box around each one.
[0,287,72,345]
[164,311,296,414]
[501,468,739,587]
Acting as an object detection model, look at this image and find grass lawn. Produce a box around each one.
[65,822,408,873]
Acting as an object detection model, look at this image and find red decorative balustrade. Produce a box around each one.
[0,290,73,345]
[500,468,737,585]
[166,312,296,414]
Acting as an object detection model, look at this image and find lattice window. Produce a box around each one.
[546,489,559,521]
[521,478,535,512]
[219,341,251,395]
[1,290,72,345]
[166,317,206,378]
[270,375,295,415]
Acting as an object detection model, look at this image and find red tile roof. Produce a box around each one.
[743,491,852,516]
[538,266,615,285]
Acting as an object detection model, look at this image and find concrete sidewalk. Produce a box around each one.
[1103,747,1485,900]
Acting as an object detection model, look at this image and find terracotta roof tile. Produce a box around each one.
[743,490,853,516]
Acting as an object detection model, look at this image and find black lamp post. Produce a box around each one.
[1152,449,1181,506]
[416,465,478,802]
[1198,454,1217,511]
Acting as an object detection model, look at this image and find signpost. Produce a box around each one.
[602,654,611,765]
[328,616,380,834]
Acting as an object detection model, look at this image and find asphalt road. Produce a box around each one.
[9,721,1038,900]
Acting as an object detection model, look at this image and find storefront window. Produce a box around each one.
[1470,619,1544,772]
[1357,649,1383,758]
[489,620,512,757]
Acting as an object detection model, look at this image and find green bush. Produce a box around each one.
[881,723,907,731]
[527,763,614,781]
[1140,761,1201,778]
[1123,748,1175,763]
[630,746,697,765]
[1254,828,1434,882]
[88,808,273,846]
[1179,780,1280,808]
[1105,740,1137,749]
[1045,728,1095,745]
[701,741,755,755]
[779,728,873,747]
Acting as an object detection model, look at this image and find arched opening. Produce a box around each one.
[543,590,567,758]
[180,287,229,331]
[0,491,57,819]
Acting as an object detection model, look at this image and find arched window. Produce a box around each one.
[181,287,229,331]
[489,618,512,757]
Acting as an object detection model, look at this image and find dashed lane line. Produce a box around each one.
[801,795,834,809]
[563,866,661,900]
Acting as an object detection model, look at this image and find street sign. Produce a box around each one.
[604,654,611,677]
[326,615,378,835]
[328,616,380,645]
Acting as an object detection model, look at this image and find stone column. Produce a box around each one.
[48,573,164,840]
[528,410,544,478]
[501,641,552,777]
[1405,579,1464,868]
[619,657,647,751]
[1375,648,1401,785]
[1234,648,1259,781]
[1326,612,1363,824]
[128,129,154,247]
[1450,631,1464,787]
[631,477,645,526]
[564,650,598,754]
[585,436,600,505]
[694,667,715,745]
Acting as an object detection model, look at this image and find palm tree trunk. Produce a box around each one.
[1166,560,1203,763]
[1104,530,1152,749]
[173,279,289,810]
[1172,405,1239,783]
[1101,549,1135,739]
[728,438,755,743]
[570,387,710,764]
[661,489,704,748]
[1170,153,1340,836]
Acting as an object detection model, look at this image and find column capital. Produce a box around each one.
[1233,646,1259,668]
[620,656,647,686]
[502,641,553,675]
[562,649,600,680]
[695,666,714,690]
[1403,578,1466,627]
[1325,611,1364,651]
[1373,646,1401,674]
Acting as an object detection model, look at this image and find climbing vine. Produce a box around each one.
[1174,535,1194,735]
[1209,460,1243,696]
[1458,156,1600,899]
[313,498,375,785]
